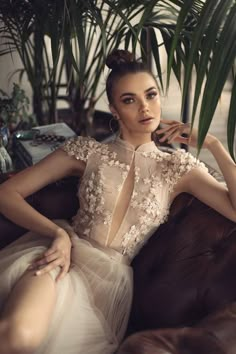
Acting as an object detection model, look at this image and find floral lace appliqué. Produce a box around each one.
[162,149,208,192]
[122,171,168,259]
[61,136,109,162]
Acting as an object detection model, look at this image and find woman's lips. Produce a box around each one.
[139,117,154,125]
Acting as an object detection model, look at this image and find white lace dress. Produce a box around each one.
[0,136,208,354]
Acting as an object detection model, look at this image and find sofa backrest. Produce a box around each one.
[0,176,79,249]
[130,193,236,331]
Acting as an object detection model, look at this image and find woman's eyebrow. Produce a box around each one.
[120,86,157,98]
[145,86,157,92]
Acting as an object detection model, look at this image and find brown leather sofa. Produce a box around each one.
[1,175,236,354]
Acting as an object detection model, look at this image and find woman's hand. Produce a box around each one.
[30,228,72,282]
[156,119,217,148]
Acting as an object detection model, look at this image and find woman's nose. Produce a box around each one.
[139,100,149,113]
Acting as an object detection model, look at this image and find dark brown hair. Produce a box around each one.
[106,49,158,104]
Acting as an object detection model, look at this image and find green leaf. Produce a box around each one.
[227,77,236,161]
[190,0,233,126]
[140,27,149,64]
[182,0,229,123]
[198,3,236,151]
[149,27,164,91]
[161,28,182,87]
[166,0,196,90]
[105,0,143,42]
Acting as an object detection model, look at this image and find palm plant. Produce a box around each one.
[0,0,66,125]
[122,0,236,156]
[0,0,236,156]
[62,0,150,133]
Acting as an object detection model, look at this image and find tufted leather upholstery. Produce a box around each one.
[1,175,236,353]
[130,193,236,330]
[119,193,236,354]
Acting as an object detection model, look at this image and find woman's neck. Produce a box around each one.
[119,132,152,149]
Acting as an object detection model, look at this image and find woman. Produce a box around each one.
[0,49,235,354]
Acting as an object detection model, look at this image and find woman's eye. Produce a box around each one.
[147,92,158,99]
[122,97,134,104]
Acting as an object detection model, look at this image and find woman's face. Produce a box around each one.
[110,72,161,137]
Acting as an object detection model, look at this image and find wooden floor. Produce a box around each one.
[161,75,232,172]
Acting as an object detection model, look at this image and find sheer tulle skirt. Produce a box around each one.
[0,220,133,354]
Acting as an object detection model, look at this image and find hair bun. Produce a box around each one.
[106,49,135,70]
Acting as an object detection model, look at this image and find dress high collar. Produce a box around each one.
[114,136,158,153]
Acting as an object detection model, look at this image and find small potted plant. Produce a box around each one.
[0,83,37,136]
[0,84,37,172]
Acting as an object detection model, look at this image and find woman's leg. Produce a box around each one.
[0,269,57,354]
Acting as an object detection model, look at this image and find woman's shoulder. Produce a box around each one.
[167,148,207,170]
[160,148,209,188]
[60,135,118,162]
[63,135,100,147]
[60,135,103,162]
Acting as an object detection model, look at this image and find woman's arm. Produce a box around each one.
[157,119,236,222]
[206,138,236,209]
[0,148,83,237]
[0,148,85,280]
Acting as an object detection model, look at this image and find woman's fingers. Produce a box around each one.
[167,130,182,143]
[44,246,57,257]
[34,249,70,280]
[168,131,189,144]
[171,136,189,145]
[56,263,70,282]
[160,119,179,125]
[158,125,181,142]
[35,258,64,276]
[157,123,180,135]
[29,246,59,267]
[159,126,186,142]
[157,120,192,143]
[29,249,69,280]
[29,230,72,281]
[35,258,70,282]
[32,251,61,267]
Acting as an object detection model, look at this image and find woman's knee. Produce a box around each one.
[3,318,43,353]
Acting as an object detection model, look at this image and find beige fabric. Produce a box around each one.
[0,136,208,354]
[0,221,132,354]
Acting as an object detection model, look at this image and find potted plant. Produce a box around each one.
[0,1,66,126]
[0,83,37,172]
[0,0,152,133]
[0,83,36,133]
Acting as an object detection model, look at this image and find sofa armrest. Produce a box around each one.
[119,301,236,354]
[0,176,79,249]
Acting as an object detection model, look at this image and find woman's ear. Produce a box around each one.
[109,104,119,120]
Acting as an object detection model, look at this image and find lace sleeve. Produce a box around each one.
[60,136,98,162]
[167,148,209,192]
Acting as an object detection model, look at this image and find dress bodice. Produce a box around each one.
[61,136,208,260]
